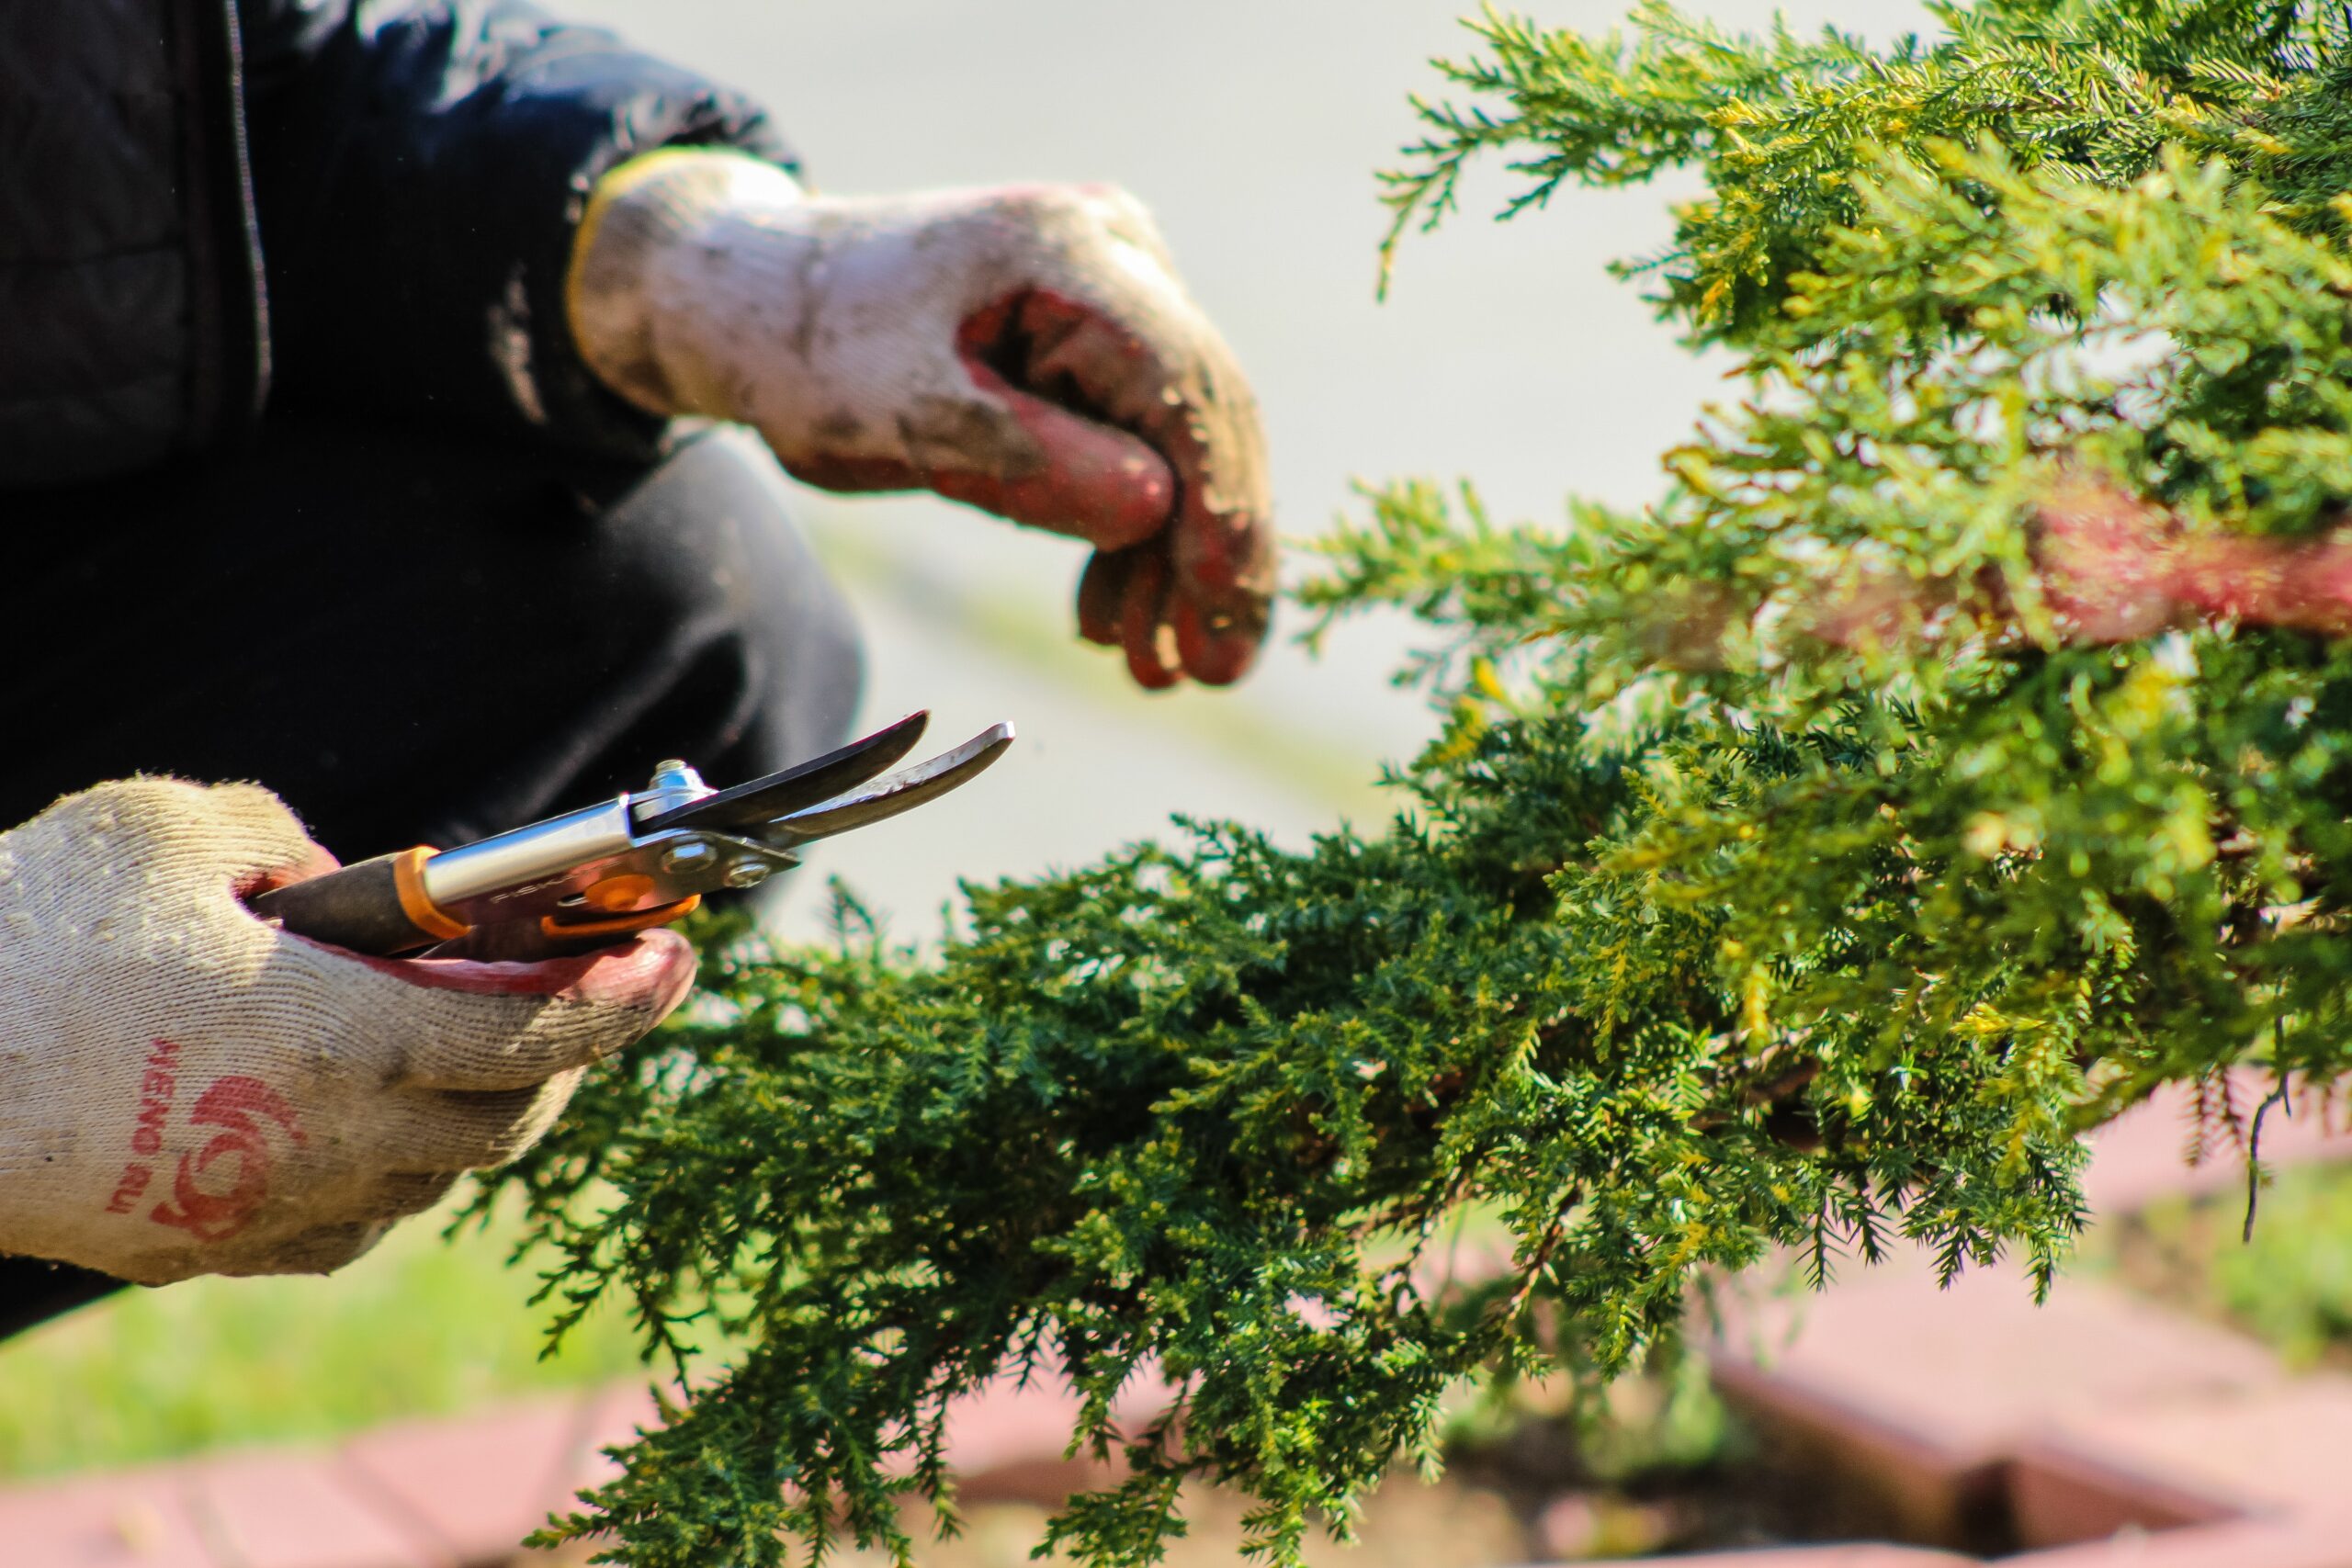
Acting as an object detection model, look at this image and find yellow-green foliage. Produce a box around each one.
[480,5,2352,1563]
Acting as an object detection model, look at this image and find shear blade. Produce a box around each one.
[771,722,1015,844]
[641,711,930,834]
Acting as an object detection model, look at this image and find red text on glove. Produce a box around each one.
[146,1076,308,1244]
[107,1044,310,1242]
[102,1039,184,1215]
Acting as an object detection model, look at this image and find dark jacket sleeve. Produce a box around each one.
[237,0,795,458]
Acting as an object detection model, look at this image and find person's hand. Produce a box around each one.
[0,780,695,1285]
[567,151,1273,689]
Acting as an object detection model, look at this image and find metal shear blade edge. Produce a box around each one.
[765,721,1016,845]
[639,710,931,834]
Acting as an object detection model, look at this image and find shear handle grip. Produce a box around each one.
[250,848,460,957]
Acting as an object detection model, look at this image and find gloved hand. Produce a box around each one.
[0,780,695,1285]
[566,150,1274,690]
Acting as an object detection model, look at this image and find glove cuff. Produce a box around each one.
[566,149,807,420]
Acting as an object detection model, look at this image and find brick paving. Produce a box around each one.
[1706,1256,2283,1541]
[1611,1077,2352,1568]
[9,1077,2352,1566]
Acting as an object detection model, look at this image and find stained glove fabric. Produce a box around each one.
[566,150,1275,690]
[0,780,695,1285]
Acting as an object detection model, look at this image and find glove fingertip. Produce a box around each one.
[1120,552,1183,691]
[1173,598,1261,686]
[1126,642,1184,691]
[1077,550,1131,646]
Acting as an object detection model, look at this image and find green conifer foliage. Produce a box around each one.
[477,4,2352,1562]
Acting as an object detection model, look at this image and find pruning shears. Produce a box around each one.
[251,712,1012,956]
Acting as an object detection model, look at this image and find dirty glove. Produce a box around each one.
[0,780,695,1285]
[566,149,1274,689]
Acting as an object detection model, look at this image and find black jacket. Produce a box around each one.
[0,0,792,489]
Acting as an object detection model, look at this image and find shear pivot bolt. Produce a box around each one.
[721,860,771,890]
[661,841,718,875]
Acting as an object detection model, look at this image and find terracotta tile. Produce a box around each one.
[338,1395,583,1565]
[2027,1375,2352,1523]
[1572,1548,1979,1566]
[2014,1517,2352,1567]
[558,1382,662,1503]
[0,1465,216,1568]
[942,1376,1113,1506]
[550,1363,1182,1523]
[1705,1252,2281,1542]
[497,1384,674,1568]
[2004,1438,2239,1548]
[943,1376,1087,1477]
[182,1447,444,1568]
[939,1359,1182,1506]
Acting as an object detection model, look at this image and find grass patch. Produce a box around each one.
[0,1190,658,1478]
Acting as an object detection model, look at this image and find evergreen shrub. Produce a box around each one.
[477,4,2352,1560]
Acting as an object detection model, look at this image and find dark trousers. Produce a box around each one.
[0,415,864,1335]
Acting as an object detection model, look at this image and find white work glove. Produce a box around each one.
[566,150,1274,690]
[0,780,695,1285]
